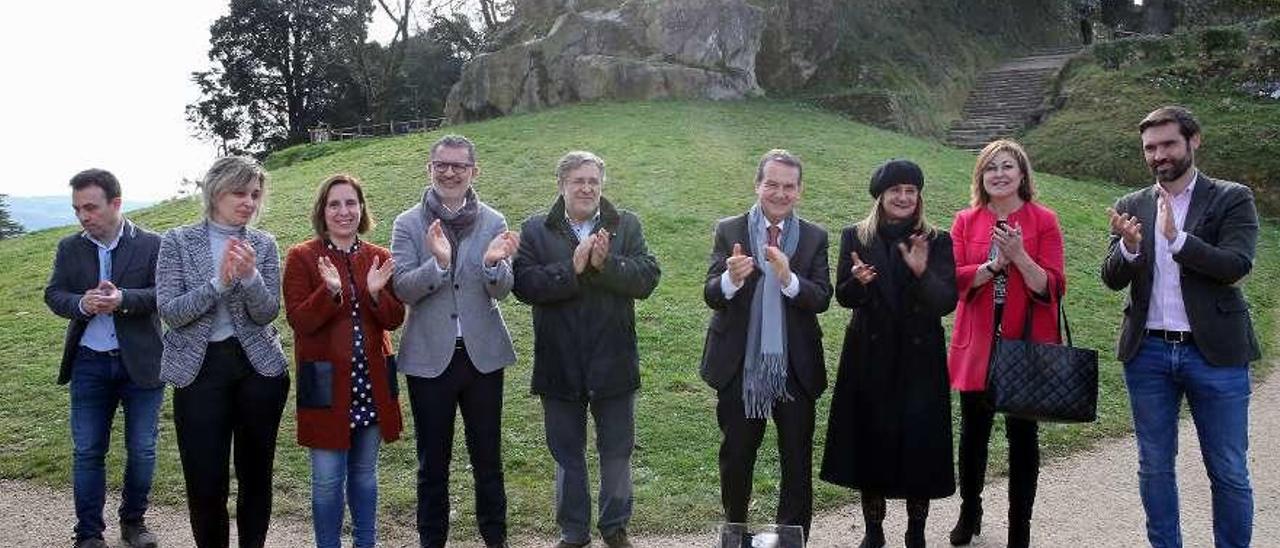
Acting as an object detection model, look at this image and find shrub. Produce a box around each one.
[1092,40,1136,69]
[1200,27,1249,56]
[1135,36,1176,64]
[1261,16,1280,41]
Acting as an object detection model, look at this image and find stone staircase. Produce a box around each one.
[946,46,1082,152]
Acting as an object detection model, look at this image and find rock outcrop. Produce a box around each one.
[444,0,763,123]
[755,0,840,92]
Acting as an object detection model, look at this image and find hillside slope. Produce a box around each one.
[1023,18,1280,214]
[2,100,1277,538]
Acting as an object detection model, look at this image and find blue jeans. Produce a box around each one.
[69,347,164,541]
[541,392,636,545]
[1124,336,1252,548]
[311,425,382,548]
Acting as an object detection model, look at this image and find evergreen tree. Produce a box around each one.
[0,194,25,240]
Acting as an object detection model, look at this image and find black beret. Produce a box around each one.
[869,159,924,198]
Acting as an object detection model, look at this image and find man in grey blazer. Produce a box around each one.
[1103,106,1260,547]
[392,134,521,548]
[44,169,162,548]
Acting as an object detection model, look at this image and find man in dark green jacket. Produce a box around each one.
[513,151,660,548]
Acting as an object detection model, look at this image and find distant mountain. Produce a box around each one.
[5,196,157,232]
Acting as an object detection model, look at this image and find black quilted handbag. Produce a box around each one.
[985,292,1099,423]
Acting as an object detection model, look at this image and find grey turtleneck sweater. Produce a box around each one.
[207,220,262,341]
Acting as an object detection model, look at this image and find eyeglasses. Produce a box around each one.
[430,161,474,174]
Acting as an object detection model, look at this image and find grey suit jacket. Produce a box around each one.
[392,200,516,378]
[43,221,163,387]
[156,221,288,387]
[1101,173,1261,366]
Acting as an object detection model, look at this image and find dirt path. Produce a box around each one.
[5,374,1278,547]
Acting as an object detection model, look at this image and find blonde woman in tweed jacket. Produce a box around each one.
[156,156,289,548]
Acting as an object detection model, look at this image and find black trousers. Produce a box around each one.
[173,339,289,548]
[716,379,816,536]
[957,391,1039,524]
[406,342,506,547]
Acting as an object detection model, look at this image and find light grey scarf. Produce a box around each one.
[743,203,800,419]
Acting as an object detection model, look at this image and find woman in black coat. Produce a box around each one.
[820,159,958,548]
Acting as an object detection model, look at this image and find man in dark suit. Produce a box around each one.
[44,169,164,548]
[1103,106,1259,548]
[700,149,831,538]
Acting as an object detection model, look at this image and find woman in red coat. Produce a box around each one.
[947,140,1065,548]
[283,174,404,548]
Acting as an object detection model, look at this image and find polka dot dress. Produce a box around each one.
[327,239,378,430]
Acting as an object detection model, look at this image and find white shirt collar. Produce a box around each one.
[83,219,127,251]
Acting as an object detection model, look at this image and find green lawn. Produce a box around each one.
[2,99,1277,539]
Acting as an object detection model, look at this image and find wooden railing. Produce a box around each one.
[309,118,446,143]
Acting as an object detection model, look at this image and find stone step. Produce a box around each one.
[965,100,1043,108]
[973,81,1052,92]
[949,124,1023,133]
[962,96,1044,104]
[971,84,1048,92]
[972,83,1048,91]
[969,91,1044,99]
[964,104,1042,113]
[963,107,1041,116]
[952,117,1024,124]
[979,68,1058,79]
[947,130,1023,140]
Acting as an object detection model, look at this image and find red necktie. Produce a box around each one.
[767,225,781,247]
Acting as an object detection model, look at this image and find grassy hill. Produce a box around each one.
[2,100,1277,539]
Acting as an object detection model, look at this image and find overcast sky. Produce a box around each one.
[0,0,408,202]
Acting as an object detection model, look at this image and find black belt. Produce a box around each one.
[1146,329,1194,344]
[79,347,120,358]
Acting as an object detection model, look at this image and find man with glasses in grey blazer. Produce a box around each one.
[392,134,521,548]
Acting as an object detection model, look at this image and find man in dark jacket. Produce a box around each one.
[1104,106,1259,547]
[44,169,163,548]
[700,149,831,538]
[513,151,660,548]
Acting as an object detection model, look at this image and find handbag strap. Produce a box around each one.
[1058,288,1074,347]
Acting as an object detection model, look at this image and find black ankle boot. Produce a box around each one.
[905,499,928,548]
[858,492,887,548]
[858,523,885,548]
[948,501,982,546]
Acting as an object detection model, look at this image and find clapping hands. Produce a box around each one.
[898,233,930,277]
[991,222,1027,266]
[484,231,521,267]
[1106,207,1143,254]
[725,243,756,287]
[426,219,452,270]
[219,238,257,287]
[849,251,877,286]
[80,280,122,315]
[572,228,611,274]
[366,255,395,297]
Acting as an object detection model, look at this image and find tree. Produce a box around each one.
[347,0,414,123]
[187,0,373,152]
[1142,0,1179,34]
[0,194,25,240]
